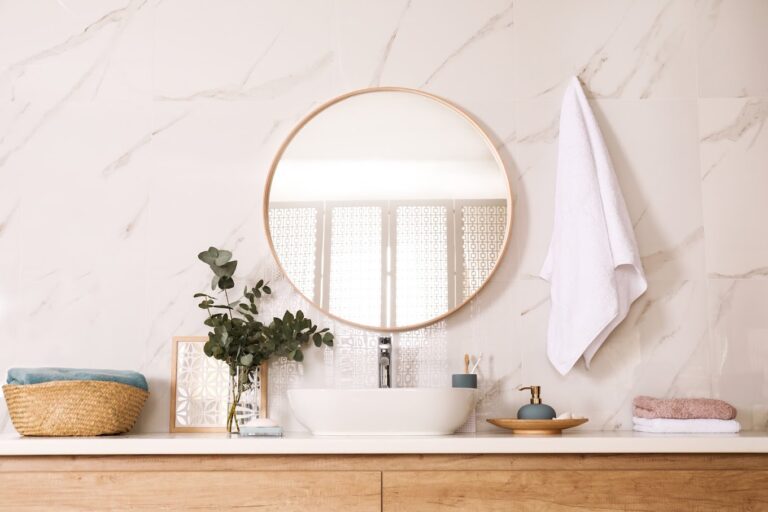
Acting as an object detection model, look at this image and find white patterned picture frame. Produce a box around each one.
[169,336,230,433]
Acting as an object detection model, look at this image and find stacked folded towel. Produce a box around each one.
[7,368,148,391]
[632,396,740,434]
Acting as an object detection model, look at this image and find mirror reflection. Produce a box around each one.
[266,89,511,330]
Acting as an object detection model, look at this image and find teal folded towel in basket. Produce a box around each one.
[7,368,148,392]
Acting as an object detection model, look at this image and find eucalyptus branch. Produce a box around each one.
[194,246,335,430]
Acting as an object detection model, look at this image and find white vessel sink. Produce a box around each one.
[288,388,476,436]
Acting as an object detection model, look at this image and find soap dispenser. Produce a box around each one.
[517,386,556,420]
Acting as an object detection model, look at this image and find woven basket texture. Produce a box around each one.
[3,380,148,436]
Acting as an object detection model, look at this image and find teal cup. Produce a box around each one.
[452,373,477,389]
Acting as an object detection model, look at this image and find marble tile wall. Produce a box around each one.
[0,0,765,433]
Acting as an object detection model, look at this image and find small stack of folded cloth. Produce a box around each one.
[632,396,740,434]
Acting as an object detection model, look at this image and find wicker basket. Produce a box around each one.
[2,380,148,436]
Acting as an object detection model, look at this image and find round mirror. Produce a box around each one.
[264,88,512,331]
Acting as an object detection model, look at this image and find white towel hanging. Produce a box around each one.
[540,77,647,376]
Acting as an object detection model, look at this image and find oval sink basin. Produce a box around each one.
[288,388,476,435]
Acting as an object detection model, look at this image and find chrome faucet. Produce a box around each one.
[378,336,392,388]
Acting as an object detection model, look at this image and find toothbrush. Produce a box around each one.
[469,353,483,374]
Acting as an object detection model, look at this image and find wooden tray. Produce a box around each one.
[486,418,588,435]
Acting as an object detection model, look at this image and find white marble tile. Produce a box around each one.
[0,140,21,434]
[329,0,414,89]
[0,0,153,105]
[370,0,515,100]
[153,0,336,103]
[699,98,768,278]
[708,279,768,430]
[594,99,705,280]
[697,0,768,98]
[514,0,697,100]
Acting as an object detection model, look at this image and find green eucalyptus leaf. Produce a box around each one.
[198,247,219,264]
[218,276,235,290]
[214,250,232,266]
[239,353,254,367]
[212,260,237,277]
[262,286,271,294]
[222,260,237,275]
[293,349,304,362]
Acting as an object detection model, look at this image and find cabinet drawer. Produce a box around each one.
[383,470,768,511]
[0,470,381,512]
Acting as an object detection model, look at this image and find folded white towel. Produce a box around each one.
[540,77,647,375]
[633,416,741,434]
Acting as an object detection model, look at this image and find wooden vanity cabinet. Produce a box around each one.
[1,453,767,511]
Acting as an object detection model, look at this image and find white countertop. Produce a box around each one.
[1,431,767,456]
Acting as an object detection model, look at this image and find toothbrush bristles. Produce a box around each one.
[470,353,483,374]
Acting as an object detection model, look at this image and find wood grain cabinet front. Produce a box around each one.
[382,469,768,511]
[0,469,381,512]
[1,454,767,512]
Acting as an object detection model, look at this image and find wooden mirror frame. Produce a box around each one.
[263,87,513,332]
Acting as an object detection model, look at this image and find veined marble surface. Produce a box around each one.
[0,0,766,434]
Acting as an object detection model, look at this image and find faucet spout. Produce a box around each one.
[378,336,392,388]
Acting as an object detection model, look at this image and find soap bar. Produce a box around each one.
[238,426,283,437]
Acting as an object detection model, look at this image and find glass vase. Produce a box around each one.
[226,363,266,433]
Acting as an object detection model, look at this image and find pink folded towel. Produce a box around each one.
[633,396,736,420]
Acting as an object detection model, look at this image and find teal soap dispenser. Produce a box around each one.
[517,386,556,420]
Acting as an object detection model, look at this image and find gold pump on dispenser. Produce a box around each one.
[517,385,556,419]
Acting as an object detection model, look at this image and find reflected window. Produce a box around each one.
[327,205,385,327]
[269,200,505,327]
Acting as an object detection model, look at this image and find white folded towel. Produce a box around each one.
[540,77,647,375]
[633,416,741,434]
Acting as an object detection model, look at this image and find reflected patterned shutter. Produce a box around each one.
[457,201,507,301]
[268,205,322,303]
